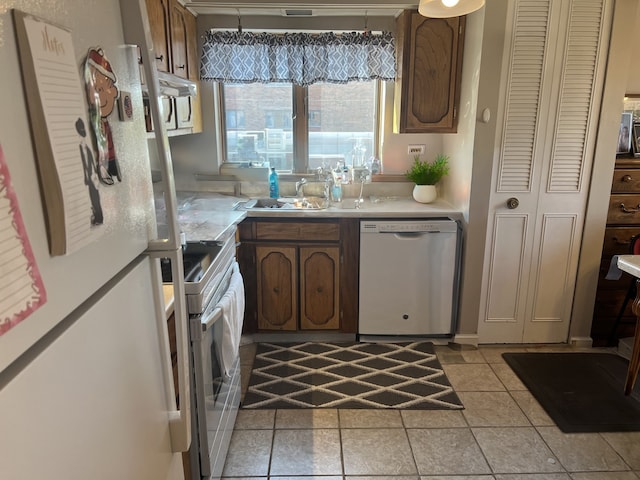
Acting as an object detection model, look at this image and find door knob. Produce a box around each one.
[507,197,519,209]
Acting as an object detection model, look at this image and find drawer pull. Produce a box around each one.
[622,175,633,183]
[620,203,640,214]
[613,236,632,246]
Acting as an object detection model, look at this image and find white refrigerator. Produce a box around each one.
[0,1,190,478]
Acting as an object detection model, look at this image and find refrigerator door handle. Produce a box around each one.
[121,0,181,252]
[120,0,190,452]
[149,248,191,452]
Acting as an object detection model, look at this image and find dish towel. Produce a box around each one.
[605,255,623,281]
[219,264,245,377]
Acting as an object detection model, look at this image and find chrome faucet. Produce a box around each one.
[295,178,308,196]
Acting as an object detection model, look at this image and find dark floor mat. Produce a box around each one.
[242,341,463,410]
[503,352,640,433]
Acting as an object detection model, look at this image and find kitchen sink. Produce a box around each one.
[239,196,329,210]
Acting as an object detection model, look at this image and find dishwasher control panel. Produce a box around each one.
[360,219,457,234]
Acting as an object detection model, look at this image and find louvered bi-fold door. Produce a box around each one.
[478,0,612,343]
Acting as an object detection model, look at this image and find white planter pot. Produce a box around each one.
[412,184,437,203]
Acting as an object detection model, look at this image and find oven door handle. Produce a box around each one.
[200,261,237,331]
[203,306,223,331]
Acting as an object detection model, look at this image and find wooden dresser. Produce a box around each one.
[592,156,640,345]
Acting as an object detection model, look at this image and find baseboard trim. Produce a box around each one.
[452,334,479,347]
[246,332,357,344]
[569,336,593,348]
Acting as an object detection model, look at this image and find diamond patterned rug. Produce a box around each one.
[241,341,464,409]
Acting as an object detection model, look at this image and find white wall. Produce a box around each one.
[441,8,484,221]
[627,9,640,94]
[456,0,508,338]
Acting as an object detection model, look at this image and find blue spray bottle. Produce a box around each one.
[269,167,279,199]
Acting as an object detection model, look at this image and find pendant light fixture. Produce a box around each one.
[418,0,485,18]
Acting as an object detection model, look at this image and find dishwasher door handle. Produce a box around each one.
[387,231,438,239]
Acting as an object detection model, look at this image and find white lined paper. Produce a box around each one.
[16,12,103,255]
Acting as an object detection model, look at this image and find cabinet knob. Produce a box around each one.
[177,64,185,70]
[155,54,164,61]
[317,287,323,293]
[622,174,633,183]
[273,287,279,293]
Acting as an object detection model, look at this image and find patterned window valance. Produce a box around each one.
[200,31,396,86]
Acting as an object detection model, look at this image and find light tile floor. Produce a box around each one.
[225,343,640,479]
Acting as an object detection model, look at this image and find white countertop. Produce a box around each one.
[241,197,464,221]
[170,192,464,242]
[158,192,246,242]
[617,255,640,278]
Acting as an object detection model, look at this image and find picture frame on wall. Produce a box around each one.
[617,112,633,154]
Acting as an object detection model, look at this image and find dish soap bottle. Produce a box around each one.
[269,167,279,199]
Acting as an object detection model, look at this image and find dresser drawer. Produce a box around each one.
[611,169,640,193]
[602,227,640,258]
[607,195,640,224]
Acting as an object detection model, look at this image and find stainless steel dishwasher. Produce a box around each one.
[358,219,460,337]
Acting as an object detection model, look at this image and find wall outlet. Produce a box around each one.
[408,144,425,155]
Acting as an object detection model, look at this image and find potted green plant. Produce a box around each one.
[405,154,450,203]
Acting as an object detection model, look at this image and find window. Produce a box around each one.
[221,81,380,173]
[225,110,245,129]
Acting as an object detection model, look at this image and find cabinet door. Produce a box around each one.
[395,12,465,133]
[176,97,194,129]
[184,7,198,81]
[145,0,171,72]
[173,3,202,132]
[299,247,340,330]
[257,246,297,331]
[170,0,189,78]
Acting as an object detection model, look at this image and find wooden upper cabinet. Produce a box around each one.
[146,0,198,79]
[145,0,202,133]
[184,8,199,81]
[394,11,465,133]
[145,0,171,72]
[170,0,189,78]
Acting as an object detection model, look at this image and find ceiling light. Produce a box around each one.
[418,0,484,18]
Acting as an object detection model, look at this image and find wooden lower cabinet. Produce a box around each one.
[257,246,298,330]
[239,218,358,333]
[256,245,339,331]
[299,246,340,330]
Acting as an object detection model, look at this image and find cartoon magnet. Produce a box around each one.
[75,118,104,226]
[84,47,122,185]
